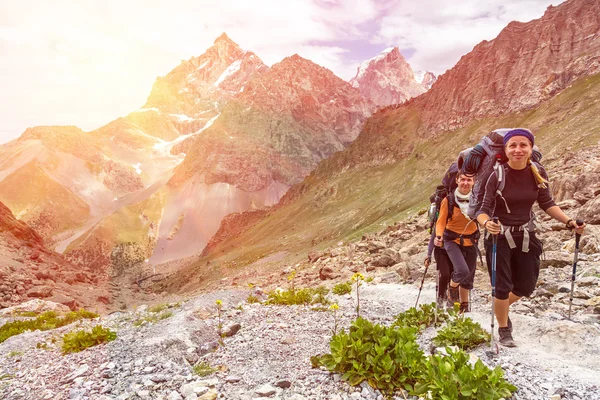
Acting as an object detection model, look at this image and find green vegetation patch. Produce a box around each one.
[0,309,98,344]
[62,325,116,354]
[265,287,330,306]
[133,311,173,327]
[332,281,352,296]
[392,303,451,333]
[432,314,490,351]
[193,361,218,377]
[414,347,516,399]
[314,317,516,399]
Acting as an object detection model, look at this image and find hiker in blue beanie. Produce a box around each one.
[476,128,586,347]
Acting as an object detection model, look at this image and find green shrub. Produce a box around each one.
[332,281,352,296]
[265,287,329,306]
[36,342,49,350]
[0,309,98,343]
[433,315,490,351]
[393,303,450,333]
[312,286,330,296]
[6,351,22,357]
[317,318,424,394]
[414,347,517,399]
[14,311,39,317]
[133,310,173,327]
[315,316,516,398]
[61,325,116,354]
[193,361,217,377]
[247,294,260,304]
[148,303,168,313]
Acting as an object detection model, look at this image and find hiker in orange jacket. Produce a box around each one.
[435,173,478,312]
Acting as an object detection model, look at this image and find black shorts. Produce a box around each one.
[484,232,543,300]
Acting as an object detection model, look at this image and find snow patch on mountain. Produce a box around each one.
[413,70,426,84]
[355,47,395,82]
[214,60,242,87]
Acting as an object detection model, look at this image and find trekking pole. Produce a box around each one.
[568,219,584,320]
[415,259,430,308]
[434,261,439,324]
[490,217,499,354]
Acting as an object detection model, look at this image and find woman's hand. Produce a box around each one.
[434,237,443,247]
[569,220,586,235]
[485,220,501,235]
[424,257,431,267]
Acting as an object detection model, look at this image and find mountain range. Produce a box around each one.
[0,33,433,309]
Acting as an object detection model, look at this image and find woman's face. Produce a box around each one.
[456,174,474,195]
[505,136,532,164]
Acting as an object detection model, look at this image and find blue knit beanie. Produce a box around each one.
[503,128,534,146]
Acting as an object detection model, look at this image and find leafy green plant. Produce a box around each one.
[6,351,23,357]
[0,373,14,380]
[61,325,116,354]
[414,347,517,399]
[132,310,173,327]
[365,276,374,283]
[148,303,168,313]
[246,294,260,304]
[193,361,218,377]
[316,317,424,394]
[13,311,39,317]
[265,287,329,306]
[433,315,490,351]
[393,303,450,333]
[0,309,98,343]
[332,281,352,295]
[36,342,49,350]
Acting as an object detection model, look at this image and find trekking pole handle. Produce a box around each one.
[575,219,584,247]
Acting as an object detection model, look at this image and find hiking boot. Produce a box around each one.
[447,285,460,308]
[507,316,513,332]
[459,302,469,313]
[498,327,517,347]
[436,297,446,309]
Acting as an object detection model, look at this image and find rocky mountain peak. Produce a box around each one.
[414,70,437,90]
[350,47,427,108]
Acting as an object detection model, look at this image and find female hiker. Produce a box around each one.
[435,173,478,312]
[476,128,586,347]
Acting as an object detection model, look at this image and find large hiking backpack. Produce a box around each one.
[460,128,542,219]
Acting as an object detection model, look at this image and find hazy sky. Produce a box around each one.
[0,0,563,144]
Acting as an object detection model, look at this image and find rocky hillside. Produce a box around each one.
[350,48,428,108]
[0,201,108,312]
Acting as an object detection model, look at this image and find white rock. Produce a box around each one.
[168,391,184,400]
[255,383,277,397]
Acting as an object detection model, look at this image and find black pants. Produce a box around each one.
[484,232,542,300]
[434,247,453,299]
[444,240,478,290]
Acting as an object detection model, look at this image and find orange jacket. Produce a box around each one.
[435,197,478,246]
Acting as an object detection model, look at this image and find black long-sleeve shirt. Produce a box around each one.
[476,164,556,226]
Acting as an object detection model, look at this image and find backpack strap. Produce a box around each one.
[446,192,455,222]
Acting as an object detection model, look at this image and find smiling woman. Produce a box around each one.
[476,128,586,347]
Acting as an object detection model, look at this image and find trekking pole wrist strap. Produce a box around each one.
[566,219,574,229]
[483,219,491,229]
